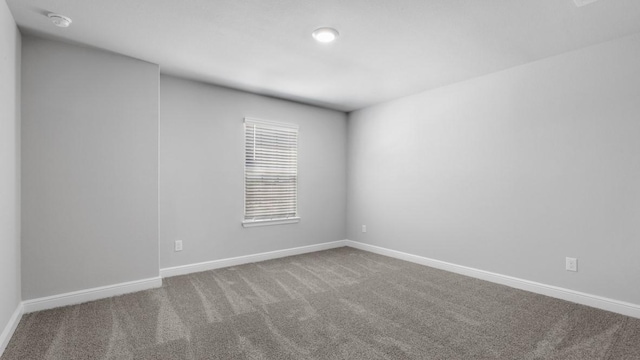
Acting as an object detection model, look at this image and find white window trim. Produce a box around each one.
[242,217,301,228]
[243,117,300,228]
[244,117,298,129]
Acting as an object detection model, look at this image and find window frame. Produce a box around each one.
[242,117,300,228]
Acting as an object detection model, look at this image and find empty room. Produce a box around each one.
[1,0,640,359]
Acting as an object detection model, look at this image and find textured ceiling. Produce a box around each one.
[6,0,640,111]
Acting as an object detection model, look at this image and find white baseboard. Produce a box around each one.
[0,303,23,357]
[21,241,349,315]
[161,240,348,278]
[3,239,636,358]
[22,276,163,314]
[345,240,640,319]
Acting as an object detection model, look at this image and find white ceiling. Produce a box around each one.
[7,0,640,112]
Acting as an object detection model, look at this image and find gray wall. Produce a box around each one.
[0,0,20,335]
[160,75,347,269]
[348,33,640,305]
[21,36,160,300]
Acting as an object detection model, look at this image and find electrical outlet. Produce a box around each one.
[175,240,183,252]
[566,257,577,272]
[362,225,367,233]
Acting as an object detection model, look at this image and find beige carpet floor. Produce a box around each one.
[2,247,640,359]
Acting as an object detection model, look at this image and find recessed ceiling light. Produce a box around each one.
[48,13,72,28]
[312,27,339,43]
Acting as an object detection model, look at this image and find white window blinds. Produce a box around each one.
[243,118,299,227]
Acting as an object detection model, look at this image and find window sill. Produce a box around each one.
[242,217,300,228]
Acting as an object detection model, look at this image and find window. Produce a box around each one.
[243,118,299,227]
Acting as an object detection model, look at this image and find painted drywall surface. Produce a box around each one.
[160,75,347,268]
[0,0,20,337]
[21,36,159,300]
[348,33,640,304]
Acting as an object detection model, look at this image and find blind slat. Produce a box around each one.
[244,119,298,222]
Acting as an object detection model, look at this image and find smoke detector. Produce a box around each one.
[48,13,72,28]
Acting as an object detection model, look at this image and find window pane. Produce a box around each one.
[244,118,298,223]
